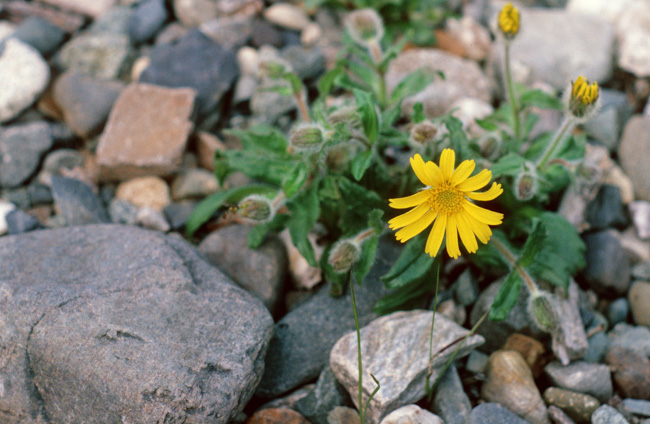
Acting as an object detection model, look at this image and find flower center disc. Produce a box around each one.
[429,185,464,215]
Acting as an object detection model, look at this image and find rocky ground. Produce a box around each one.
[1,0,650,423]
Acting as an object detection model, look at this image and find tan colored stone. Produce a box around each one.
[97,83,196,181]
[482,350,550,424]
[619,115,650,201]
[503,333,546,377]
[39,0,116,18]
[115,176,171,212]
[245,407,310,424]
[196,131,227,171]
[629,280,650,326]
[264,3,311,31]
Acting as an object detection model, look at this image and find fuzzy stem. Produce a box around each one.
[503,43,521,142]
[425,259,441,402]
[490,237,540,296]
[294,91,311,123]
[537,116,575,170]
[354,228,376,244]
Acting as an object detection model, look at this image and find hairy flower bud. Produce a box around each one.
[409,121,440,146]
[328,106,362,129]
[528,292,559,333]
[289,124,326,151]
[514,167,538,201]
[328,239,361,274]
[498,3,520,39]
[345,9,385,46]
[237,195,273,223]
[564,75,600,122]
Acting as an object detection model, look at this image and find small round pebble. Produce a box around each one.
[629,281,650,326]
[591,405,630,424]
[542,387,600,423]
[607,298,630,326]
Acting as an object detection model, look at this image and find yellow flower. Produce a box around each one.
[388,149,504,259]
[566,75,600,119]
[499,3,520,39]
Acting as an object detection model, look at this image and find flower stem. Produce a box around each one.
[350,272,365,423]
[537,116,575,170]
[504,43,521,143]
[425,258,441,402]
[295,91,311,123]
[429,310,489,396]
[490,237,539,295]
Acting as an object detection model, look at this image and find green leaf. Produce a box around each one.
[527,212,585,288]
[489,270,522,321]
[474,118,499,132]
[319,175,341,200]
[224,126,289,154]
[185,185,277,237]
[354,89,379,144]
[412,102,425,123]
[318,66,344,99]
[383,250,434,289]
[261,84,294,97]
[368,209,384,233]
[382,233,426,282]
[389,68,435,104]
[444,116,467,155]
[348,61,381,94]
[283,72,304,95]
[520,89,562,110]
[353,235,379,286]
[374,276,431,314]
[286,182,321,266]
[351,149,374,181]
[470,230,510,271]
[282,161,309,198]
[490,153,526,179]
[247,213,290,248]
[517,219,545,268]
[382,103,402,127]
[221,150,296,186]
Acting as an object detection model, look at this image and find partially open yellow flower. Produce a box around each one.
[566,75,600,120]
[499,3,520,39]
[389,149,504,259]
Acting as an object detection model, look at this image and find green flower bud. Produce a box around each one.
[528,292,559,333]
[328,106,362,128]
[289,124,326,151]
[237,195,273,223]
[345,9,385,46]
[328,239,361,274]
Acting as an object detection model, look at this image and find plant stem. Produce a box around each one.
[490,237,539,295]
[350,272,365,424]
[503,43,521,143]
[429,310,489,395]
[537,116,575,170]
[425,259,441,402]
[295,91,311,123]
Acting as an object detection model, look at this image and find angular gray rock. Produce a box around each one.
[0,225,273,423]
[57,32,133,80]
[432,364,472,424]
[51,176,109,226]
[198,224,287,314]
[591,404,630,424]
[544,361,612,402]
[294,366,351,424]
[380,405,443,424]
[619,115,650,202]
[256,239,398,399]
[0,122,53,188]
[582,230,630,295]
[0,38,50,123]
[11,16,65,56]
[491,8,614,90]
[330,310,484,423]
[469,402,530,424]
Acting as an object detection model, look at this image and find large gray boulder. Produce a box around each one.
[0,225,273,424]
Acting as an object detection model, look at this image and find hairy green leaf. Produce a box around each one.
[489,270,522,321]
[520,89,562,110]
[353,235,379,286]
[389,68,435,104]
[517,219,545,268]
[351,149,374,181]
[287,182,321,266]
[354,89,379,144]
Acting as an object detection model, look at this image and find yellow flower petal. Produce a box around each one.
[465,182,504,202]
[388,202,429,230]
[457,169,492,192]
[425,161,444,186]
[463,211,492,244]
[395,210,437,243]
[456,212,479,253]
[445,214,461,259]
[450,159,476,186]
[462,201,504,226]
[389,190,430,209]
[425,213,447,257]
[440,149,455,181]
[410,154,434,186]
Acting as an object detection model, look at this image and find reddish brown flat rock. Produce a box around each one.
[245,407,311,424]
[97,83,196,182]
